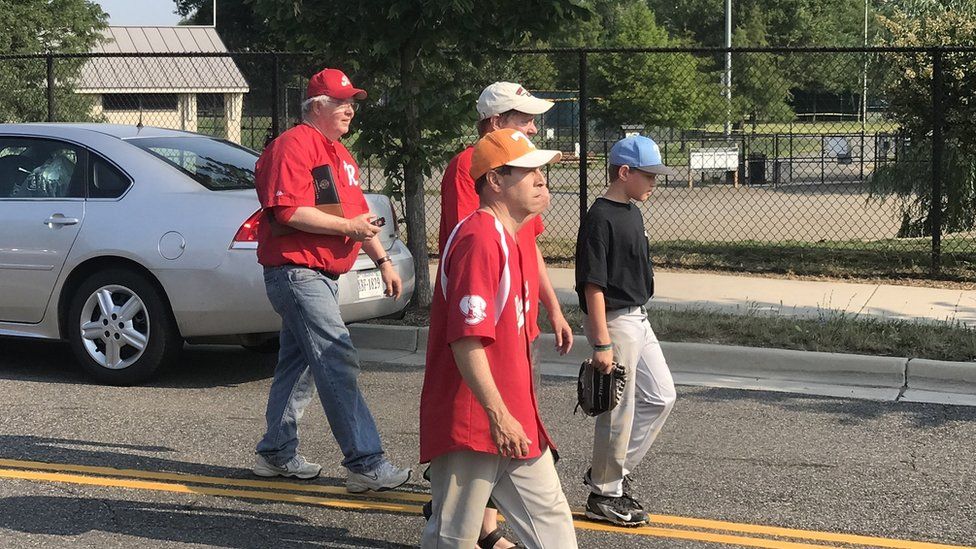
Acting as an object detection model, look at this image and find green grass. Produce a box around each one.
[546,305,976,363]
[537,237,976,283]
[365,304,976,363]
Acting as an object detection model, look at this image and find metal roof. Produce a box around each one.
[76,27,249,94]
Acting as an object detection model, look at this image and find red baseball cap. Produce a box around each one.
[306,68,367,100]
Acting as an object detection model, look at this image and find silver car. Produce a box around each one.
[0,124,414,385]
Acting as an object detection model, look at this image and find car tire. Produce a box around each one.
[241,338,280,354]
[67,268,182,386]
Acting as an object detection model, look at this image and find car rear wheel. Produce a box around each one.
[67,269,182,385]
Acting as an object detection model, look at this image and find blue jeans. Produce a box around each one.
[256,265,385,474]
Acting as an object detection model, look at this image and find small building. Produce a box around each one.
[76,26,249,143]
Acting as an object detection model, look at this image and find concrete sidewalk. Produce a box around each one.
[430,264,976,326]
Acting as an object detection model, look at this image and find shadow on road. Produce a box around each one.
[0,337,276,389]
[687,386,976,428]
[0,496,412,548]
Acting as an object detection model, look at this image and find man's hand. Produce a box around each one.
[346,213,381,242]
[549,313,574,356]
[591,348,615,374]
[379,261,401,299]
[488,409,532,459]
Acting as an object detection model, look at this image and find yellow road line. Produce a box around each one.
[0,467,834,548]
[646,515,973,549]
[1,460,973,549]
[0,468,414,513]
[0,458,431,503]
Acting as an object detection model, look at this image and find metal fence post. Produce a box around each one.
[46,54,54,122]
[578,50,588,224]
[930,47,945,275]
[820,135,826,186]
[271,53,281,139]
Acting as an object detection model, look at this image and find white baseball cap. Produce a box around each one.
[476,82,554,120]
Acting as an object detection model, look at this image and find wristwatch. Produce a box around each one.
[374,255,392,268]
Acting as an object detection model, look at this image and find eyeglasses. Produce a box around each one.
[324,98,359,111]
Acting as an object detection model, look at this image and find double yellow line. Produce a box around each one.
[0,458,970,549]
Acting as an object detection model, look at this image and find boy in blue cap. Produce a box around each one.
[574,135,678,526]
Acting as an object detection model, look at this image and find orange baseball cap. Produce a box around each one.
[470,128,562,180]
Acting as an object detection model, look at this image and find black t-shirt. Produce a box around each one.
[575,197,654,314]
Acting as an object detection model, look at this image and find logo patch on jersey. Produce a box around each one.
[459,295,488,326]
[342,160,359,186]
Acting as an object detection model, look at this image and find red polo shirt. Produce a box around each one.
[420,211,555,464]
[439,146,545,340]
[254,124,369,274]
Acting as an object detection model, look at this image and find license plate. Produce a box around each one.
[357,269,384,299]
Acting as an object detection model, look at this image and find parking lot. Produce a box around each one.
[1,338,974,548]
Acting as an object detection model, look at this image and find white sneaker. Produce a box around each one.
[346,460,412,493]
[252,454,322,480]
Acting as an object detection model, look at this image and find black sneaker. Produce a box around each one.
[585,492,649,527]
[619,492,649,524]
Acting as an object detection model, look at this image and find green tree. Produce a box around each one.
[729,7,794,124]
[0,0,107,122]
[647,0,867,122]
[176,0,284,51]
[250,0,591,306]
[589,1,713,130]
[869,5,976,237]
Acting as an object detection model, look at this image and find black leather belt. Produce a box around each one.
[278,264,340,280]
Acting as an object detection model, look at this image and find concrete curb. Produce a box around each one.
[901,359,976,406]
[348,324,975,405]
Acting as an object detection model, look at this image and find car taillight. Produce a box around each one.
[233,209,263,243]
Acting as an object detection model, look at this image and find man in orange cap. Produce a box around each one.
[420,129,578,548]
[435,79,574,549]
[251,68,411,494]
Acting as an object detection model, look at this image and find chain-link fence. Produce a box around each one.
[3,47,974,281]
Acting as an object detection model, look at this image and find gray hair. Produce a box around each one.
[301,95,330,121]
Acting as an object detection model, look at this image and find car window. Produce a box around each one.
[0,138,85,199]
[89,157,131,199]
[126,136,257,191]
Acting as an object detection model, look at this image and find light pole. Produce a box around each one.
[861,0,868,126]
[724,0,732,138]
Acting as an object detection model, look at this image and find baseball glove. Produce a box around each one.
[575,359,627,417]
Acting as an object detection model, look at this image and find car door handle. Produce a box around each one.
[44,215,79,226]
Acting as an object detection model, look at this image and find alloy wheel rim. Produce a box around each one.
[79,285,150,370]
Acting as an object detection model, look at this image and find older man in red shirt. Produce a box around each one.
[251,68,411,494]
[420,129,578,549]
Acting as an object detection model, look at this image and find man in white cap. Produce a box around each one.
[435,82,573,548]
[421,128,578,549]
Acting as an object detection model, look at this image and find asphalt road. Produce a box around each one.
[0,337,974,548]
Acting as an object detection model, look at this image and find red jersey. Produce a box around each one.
[254,124,369,274]
[419,211,555,464]
[439,146,545,340]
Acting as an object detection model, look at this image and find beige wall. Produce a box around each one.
[86,93,245,139]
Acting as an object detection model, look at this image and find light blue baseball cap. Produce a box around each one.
[609,135,675,176]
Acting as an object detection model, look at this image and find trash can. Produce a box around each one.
[748,153,766,185]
